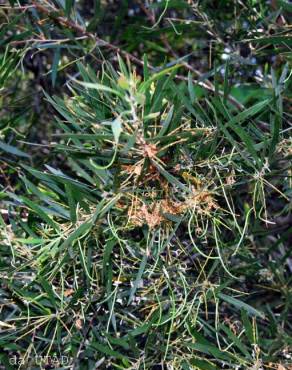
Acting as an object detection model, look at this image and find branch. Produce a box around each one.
[31,1,145,68]
[30,1,244,110]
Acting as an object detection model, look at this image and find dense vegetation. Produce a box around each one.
[0,1,291,369]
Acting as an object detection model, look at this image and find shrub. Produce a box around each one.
[0,1,292,369]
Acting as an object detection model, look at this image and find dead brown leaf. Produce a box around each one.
[128,201,164,228]
[160,199,186,215]
[122,163,142,176]
[143,143,158,159]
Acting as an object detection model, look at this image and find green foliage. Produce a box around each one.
[0,1,292,369]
